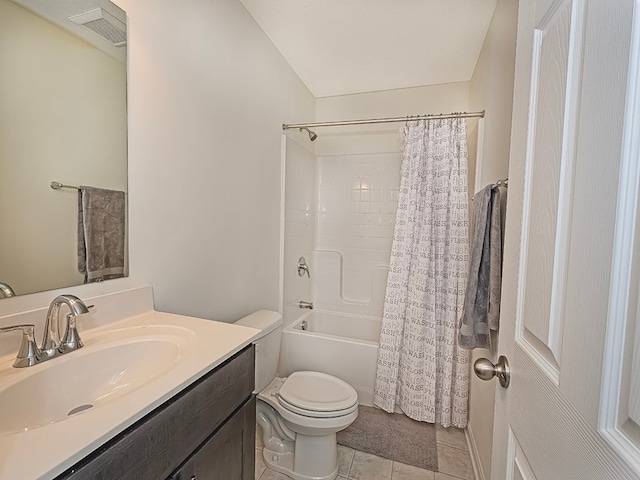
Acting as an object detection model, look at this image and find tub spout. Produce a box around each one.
[298,301,313,309]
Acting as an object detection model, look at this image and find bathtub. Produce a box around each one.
[279,310,381,406]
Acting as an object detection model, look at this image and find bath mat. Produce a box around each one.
[337,405,438,471]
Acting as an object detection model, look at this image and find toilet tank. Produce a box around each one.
[234,310,283,392]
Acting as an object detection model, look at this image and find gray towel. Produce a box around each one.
[78,186,126,283]
[458,184,503,349]
[487,186,502,331]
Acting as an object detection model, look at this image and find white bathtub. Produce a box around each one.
[279,310,381,406]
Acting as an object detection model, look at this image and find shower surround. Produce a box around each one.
[280,133,401,399]
[281,135,401,404]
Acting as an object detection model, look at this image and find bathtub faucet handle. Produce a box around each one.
[298,301,314,310]
[297,257,310,278]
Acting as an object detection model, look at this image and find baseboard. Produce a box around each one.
[466,422,486,480]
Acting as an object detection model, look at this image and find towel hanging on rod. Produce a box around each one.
[77,186,126,283]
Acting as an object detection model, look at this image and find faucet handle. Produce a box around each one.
[297,257,311,278]
[59,306,94,354]
[59,304,94,354]
[0,324,41,368]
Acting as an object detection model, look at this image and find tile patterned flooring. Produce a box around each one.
[255,424,475,480]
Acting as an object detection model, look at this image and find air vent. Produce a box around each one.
[68,8,126,47]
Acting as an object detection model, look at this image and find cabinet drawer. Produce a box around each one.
[57,344,254,480]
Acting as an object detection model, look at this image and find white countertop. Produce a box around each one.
[0,308,259,480]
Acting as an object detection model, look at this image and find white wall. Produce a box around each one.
[0,0,127,296]
[466,1,518,479]
[0,0,315,325]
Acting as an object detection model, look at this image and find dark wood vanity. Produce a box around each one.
[55,345,255,480]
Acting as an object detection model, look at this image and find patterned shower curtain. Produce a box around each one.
[373,118,470,428]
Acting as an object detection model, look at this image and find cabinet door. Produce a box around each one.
[170,396,255,480]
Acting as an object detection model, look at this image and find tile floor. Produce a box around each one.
[254,424,475,480]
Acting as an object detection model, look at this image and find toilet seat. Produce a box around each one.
[277,371,358,418]
[278,395,357,418]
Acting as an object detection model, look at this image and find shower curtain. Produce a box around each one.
[373,118,470,428]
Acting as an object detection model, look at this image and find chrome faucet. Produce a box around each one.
[0,282,15,298]
[0,294,90,367]
[42,295,90,356]
[298,301,314,309]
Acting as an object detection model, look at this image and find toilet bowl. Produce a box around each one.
[235,311,358,480]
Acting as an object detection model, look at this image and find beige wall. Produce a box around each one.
[315,83,471,156]
[120,0,315,322]
[467,1,518,479]
[0,0,315,322]
[0,0,127,296]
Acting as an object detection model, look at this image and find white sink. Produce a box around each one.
[0,325,194,435]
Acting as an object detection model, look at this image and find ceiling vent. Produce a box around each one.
[68,8,126,47]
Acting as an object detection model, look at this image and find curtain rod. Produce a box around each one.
[282,110,485,130]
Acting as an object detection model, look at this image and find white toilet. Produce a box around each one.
[236,310,358,480]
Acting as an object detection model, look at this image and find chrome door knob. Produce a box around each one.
[474,355,510,388]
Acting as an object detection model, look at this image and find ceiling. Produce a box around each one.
[239,0,498,98]
[11,0,126,62]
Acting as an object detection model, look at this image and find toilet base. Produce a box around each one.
[258,401,340,480]
[262,445,339,480]
[256,378,356,480]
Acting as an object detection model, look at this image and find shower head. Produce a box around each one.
[299,127,318,142]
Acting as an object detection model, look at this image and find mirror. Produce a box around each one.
[0,0,128,297]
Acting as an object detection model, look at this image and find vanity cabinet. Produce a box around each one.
[56,345,255,480]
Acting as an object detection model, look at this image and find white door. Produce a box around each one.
[489,0,640,478]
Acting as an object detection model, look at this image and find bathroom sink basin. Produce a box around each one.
[0,325,192,435]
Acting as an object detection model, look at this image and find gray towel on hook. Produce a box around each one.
[458,184,503,349]
[487,186,502,331]
[78,186,126,283]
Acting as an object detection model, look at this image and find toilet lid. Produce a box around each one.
[278,371,358,413]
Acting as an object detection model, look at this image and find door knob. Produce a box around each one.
[474,355,510,388]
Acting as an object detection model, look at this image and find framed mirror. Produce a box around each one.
[0,0,128,297]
